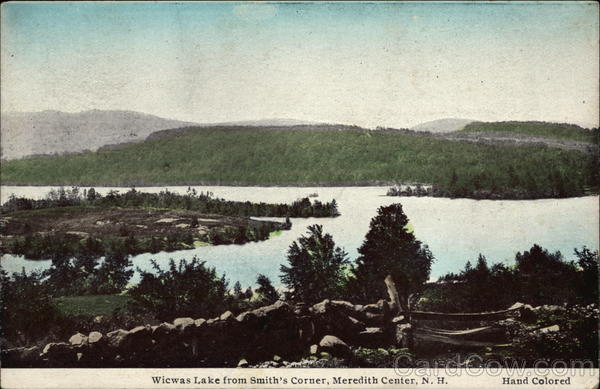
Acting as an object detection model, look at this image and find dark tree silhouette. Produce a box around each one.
[280,225,349,303]
[350,204,433,312]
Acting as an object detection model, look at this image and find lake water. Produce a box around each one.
[1,186,598,289]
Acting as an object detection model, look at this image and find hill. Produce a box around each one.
[0,110,199,160]
[1,126,597,198]
[462,121,598,144]
[0,110,332,160]
[410,118,475,133]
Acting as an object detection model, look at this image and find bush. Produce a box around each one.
[501,304,599,364]
[128,257,230,321]
[0,269,63,346]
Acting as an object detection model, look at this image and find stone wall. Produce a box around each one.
[2,299,408,368]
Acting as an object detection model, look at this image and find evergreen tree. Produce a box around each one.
[233,281,243,299]
[280,225,349,303]
[255,274,279,304]
[350,204,433,311]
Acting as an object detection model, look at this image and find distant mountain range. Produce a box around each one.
[0,110,326,160]
[1,110,595,161]
[0,110,198,160]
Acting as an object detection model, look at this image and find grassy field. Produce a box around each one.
[1,127,597,194]
[462,121,598,144]
[54,294,132,316]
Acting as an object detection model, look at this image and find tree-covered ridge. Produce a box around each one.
[462,121,599,144]
[1,127,597,198]
[1,187,339,218]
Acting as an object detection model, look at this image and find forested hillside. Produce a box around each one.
[462,121,599,144]
[1,127,598,198]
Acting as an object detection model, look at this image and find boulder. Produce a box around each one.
[152,322,176,337]
[357,327,388,348]
[88,331,104,345]
[236,311,258,324]
[173,317,195,335]
[310,299,331,315]
[220,311,235,322]
[318,335,350,358]
[106,329,130,349]
[253,300,290,319]
[237,359,249,368]
[364,312,385,326]
[69,333,88,347]
[126,326,154,351]
[362,303,381,314]
[309,344,319,355]
[194,318,206,328]
[42,342,76,365]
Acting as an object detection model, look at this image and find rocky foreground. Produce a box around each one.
[1,298,543,368]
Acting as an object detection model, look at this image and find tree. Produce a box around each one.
[0,268,62,343]
[86,187,98,202]
[128,257,229,321]
[280,225,349,303]
[94,249,134,294]
[350,204,434,312]
[574,246,598,304]
[233,281,243,299]
[255,274,279,304]
[515,244,578,305]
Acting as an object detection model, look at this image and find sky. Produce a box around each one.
[1,1,598,128]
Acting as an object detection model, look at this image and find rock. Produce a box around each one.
[152,322,176,337]
[318,335,350,358]
[237,359,249,368]
[236,311,257,323]
[362,303,381,314]
[330,300,356,314]
[42,343,76,365]
[195,318,206,328]
[311,299,331,315]
[173,317,194,327]
[220,311,235,321]
[173,317,195,334]
[319,352,332,360]
[395,323,413,348]
[520,304,537,323]
[106,329,129,349]
[509,302,525,310]
[293,302,309,315]
[392,315,406,324]
[364,312,385,325]
[252,300,289,318]
[537,325,560,334]
[357,327,388,348]
[69,333,88,347]
[127,326,153,351]
[273,355,282,362]
[309,344,319,355]
[88,332,104,345]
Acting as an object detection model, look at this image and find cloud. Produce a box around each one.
[233,3,278,22]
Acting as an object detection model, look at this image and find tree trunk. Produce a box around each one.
[385,274,409,314]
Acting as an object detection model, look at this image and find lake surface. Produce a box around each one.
[1,185,598,289]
